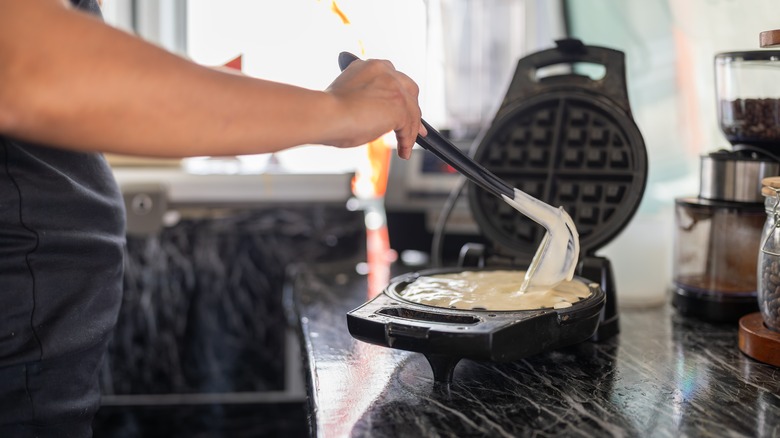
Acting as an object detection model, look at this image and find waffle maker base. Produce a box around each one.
[347,267,605,383]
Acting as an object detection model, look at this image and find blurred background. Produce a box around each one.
[102,0,779,306]
[93,1,779,436]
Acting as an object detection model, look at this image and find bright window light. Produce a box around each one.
[186,0,429,174]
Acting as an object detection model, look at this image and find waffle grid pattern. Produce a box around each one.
[470,95,645,257]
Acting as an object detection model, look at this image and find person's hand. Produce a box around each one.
[325,58,427,159]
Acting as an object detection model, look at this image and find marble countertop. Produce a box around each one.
[288,260,780,437]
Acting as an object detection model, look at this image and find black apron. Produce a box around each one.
[0,0,126,434]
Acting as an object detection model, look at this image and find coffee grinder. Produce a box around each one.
[672,46,780,322]
[738,30,780,367]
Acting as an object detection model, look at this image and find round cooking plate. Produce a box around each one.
[346,266,606,382]
[468,89,647,258]
[386,267,603,313]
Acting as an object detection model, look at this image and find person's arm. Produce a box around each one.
[0,0,424,159]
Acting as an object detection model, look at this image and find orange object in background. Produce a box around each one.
[366,225,393,299]
[325,0,394,297]
[330,0,350,25]
[361,137,394,299]
[366,137,391,197]
[223,54,243,71]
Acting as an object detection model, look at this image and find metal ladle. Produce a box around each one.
[338,52,580,292]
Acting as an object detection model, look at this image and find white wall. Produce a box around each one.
[567,0,780,306]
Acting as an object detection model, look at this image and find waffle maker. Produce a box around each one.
[347,39,648,384]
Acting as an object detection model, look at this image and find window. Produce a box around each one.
[186,0,429,173]
[105,0,560,173]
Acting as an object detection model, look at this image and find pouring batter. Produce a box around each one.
[502,189,580,293]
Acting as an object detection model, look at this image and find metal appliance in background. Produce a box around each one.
[383,138,482,262]
[350,39,648,384]
[672,49,780,322]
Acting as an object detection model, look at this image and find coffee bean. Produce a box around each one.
[759,254,780,330]
[721,98,780,143]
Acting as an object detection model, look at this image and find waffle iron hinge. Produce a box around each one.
[577,255,619,341]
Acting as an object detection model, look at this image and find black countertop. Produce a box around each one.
[288,259,780,437]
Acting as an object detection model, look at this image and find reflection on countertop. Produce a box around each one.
[288,259,780,437]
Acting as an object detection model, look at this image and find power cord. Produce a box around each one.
[430,125,492,267]
[431,175,466,267]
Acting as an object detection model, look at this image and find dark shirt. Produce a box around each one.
[0,0,125,366]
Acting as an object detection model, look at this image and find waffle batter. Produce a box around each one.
[398,270,591,311]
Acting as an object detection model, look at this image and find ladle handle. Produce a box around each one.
[337,52,514,199]
[415,120,514,198]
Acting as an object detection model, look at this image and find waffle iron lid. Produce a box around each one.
[468,39,647,258]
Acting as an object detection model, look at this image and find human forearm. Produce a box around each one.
[0,1,419,158]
